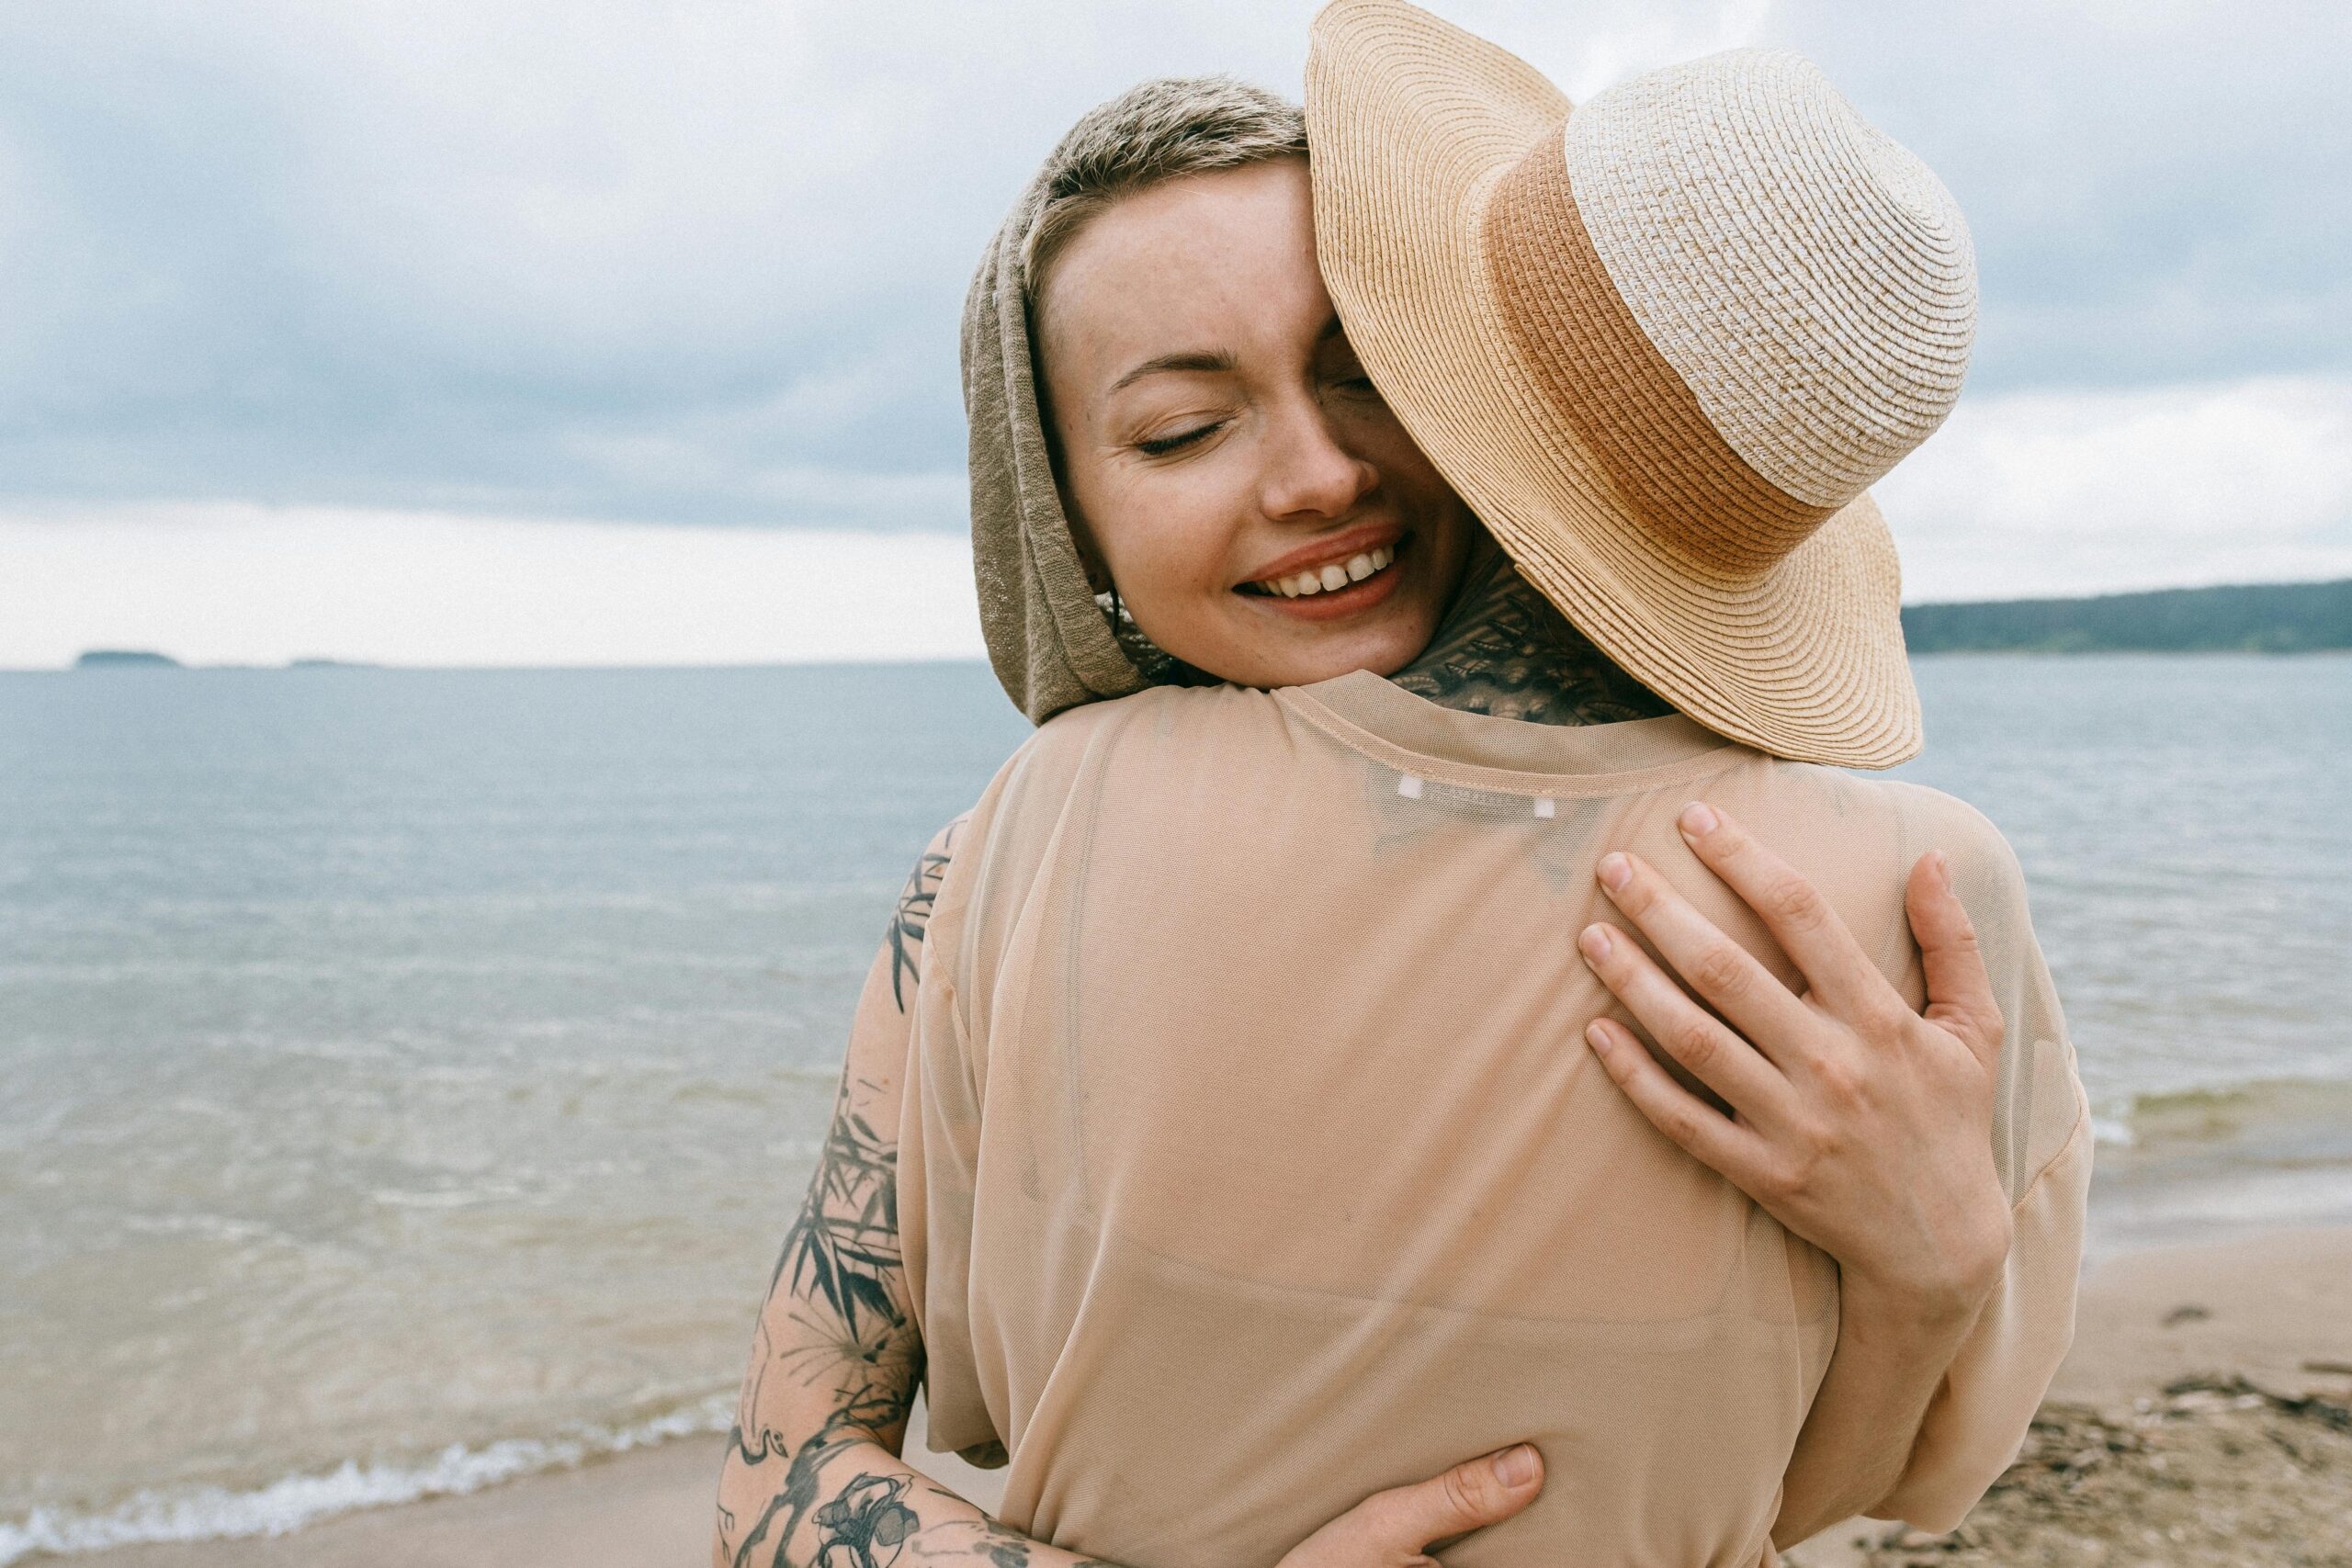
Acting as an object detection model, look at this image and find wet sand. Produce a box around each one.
[1790,1226,2352,1568]
[73,1229,2352,1568]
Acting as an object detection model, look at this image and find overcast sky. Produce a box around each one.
[3,0,2347,667]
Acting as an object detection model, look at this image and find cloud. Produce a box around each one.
[0,0,2344,643]
[11,376,2343,673]
[1878,375,2352,601]
[0,504,986,670]
[1760,0,2352,390]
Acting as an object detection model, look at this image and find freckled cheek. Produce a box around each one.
[1097,502,1252,647]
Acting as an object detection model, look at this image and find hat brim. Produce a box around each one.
[1306,0,1921,768]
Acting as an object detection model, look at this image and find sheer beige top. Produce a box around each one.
[899,672,2090,1567]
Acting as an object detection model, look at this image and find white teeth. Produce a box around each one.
[1253,543,1400,599]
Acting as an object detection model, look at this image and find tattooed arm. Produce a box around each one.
[716,814,1063,1568]
[716,817,1547,1568]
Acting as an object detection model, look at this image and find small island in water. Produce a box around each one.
[1904,578,2352,654]
[59,580,2348,671]
[67,651,383,671]
[74,649,182,669]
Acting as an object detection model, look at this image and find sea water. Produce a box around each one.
[2,654,2346,1557]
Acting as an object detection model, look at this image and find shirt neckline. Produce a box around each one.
[1275,669,1746,798]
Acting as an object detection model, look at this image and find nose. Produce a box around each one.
[1259,396,1378,523]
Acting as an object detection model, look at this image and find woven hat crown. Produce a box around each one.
[1581,50,1973,502]
[1482,47,1975,574]
[1306,0,1942,767]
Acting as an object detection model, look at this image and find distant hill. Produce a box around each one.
[1903,579,2352,654]
[74,649,181,668]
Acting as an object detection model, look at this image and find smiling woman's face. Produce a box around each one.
[1035,158,1478,691]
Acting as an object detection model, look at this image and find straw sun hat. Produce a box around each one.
[1306,0,1975,767]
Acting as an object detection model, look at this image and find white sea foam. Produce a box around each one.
[2091,1112,2136,1148]
[0,1393,734,1567]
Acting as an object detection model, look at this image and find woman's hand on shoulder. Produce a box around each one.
[1576,801,2012,1322]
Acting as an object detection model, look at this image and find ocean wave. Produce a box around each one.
[2097,1073,2352,1152]
[0,1393,734,1566]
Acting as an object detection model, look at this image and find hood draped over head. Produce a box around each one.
[961,178,1147,726]
[963,75,1309,725]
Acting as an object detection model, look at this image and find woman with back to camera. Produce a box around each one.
[716,6,2089,1565]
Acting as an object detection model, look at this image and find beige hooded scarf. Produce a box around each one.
[962,173,1153,725]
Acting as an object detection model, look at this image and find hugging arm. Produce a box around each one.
[716,819,1545,1568]
[713,818,1094,1568]
[1577,805,2086,1546]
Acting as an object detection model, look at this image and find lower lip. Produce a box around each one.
[1243,554,1407,623]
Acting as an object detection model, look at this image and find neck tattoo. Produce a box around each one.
[1389,540,1672,726]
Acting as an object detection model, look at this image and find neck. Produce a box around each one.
[1389,536,1670,726]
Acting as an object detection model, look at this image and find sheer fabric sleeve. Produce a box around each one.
[1872,787,2093,1530]
[893,810,1004,1462]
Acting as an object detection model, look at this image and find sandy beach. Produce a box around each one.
[64,1225,2352,1568]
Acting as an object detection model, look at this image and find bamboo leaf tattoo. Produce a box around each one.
[888,818,962,1011]
[773,1081,907,1346]
[727,822,1122,1568]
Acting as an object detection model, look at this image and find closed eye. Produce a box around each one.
[1136,423,1221,457]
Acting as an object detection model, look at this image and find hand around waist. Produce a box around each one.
[1277,1446,1544,1568]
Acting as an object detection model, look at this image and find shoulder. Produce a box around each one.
[896,811,971,917]
[1870,781,2030,898]
[1719,757,2018,875]
[885,810,973,1009]
[1009,682,1291,788]
[1840,778,2048,975]
[914,810,971,863]
[1025,681,1283,747]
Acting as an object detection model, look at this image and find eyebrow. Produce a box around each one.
[1108,350,1236,394]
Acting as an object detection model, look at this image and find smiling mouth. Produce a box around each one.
[1242,539,1402,598]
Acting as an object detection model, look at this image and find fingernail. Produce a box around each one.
[1929,849,1951,887]
[1578,924,1611,961]
[1598,852,1632,891]
[1679,801,1718,838]
[1492,1444,1539,1487]
[1585,1020,1612,1051]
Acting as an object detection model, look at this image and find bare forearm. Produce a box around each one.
[722,1429,1122,1568]
[718,820,1116,1568]
[1772,1275,1981,1549]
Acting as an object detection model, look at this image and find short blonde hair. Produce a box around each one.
[1021,75,1306,309]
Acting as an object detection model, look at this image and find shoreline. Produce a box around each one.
[51,1225,2352,1568]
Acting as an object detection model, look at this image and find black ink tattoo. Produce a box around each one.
[812,1473,923,1568]
[1391,536,1672,726]
[772,1076,909,1348]
[888,821,962,1011]
[719,815,1128,1568]
[727,1380,925,1568]
[723,1066,925,1568]
[904,1517,1119,1568]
